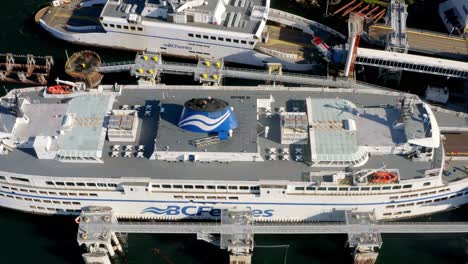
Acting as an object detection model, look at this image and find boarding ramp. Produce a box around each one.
[356,47,468,79]
[98,58,359,88]
[369,25,468,60]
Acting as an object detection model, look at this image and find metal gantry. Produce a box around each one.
[77,207,468,264]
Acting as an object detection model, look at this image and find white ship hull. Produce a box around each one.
[1,173,467,221]
[39,21,317,72]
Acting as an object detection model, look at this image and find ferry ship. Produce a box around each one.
[0,83,467,221]
[35,0,337,71]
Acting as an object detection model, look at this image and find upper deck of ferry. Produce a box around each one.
[0,85,466,185]
[39,0,269,36]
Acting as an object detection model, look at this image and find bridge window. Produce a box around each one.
[137,27,143,31]
[184,185,194,189]
[328,187,337,191]
[338,187,348,191]
[392,186,402,190]
[239,186,249,190]
[210,36,216,40]
[87,183,96,187]
[188,33,193,37]
[233,39,239,43]
[382,186,391,190]
[228,186,237,190]
[371,187,381,191]
[350,187,359,191]
[203,35,208,39]
[196,185,205,189]
[423,182,431,186]
[295,187,304,191]
[249,41,254,45]
[66,182,75,186]
[361,187,370,191]
[217,186,226,190]
[162,184,171,189]
[116,25,122,29]
[55,182,65,186]
[0,176,5,181]
[109,24,115,28]
[130,26,136,31]
[218,37,224,41]
[103,23,108,27]
[195,34,201,38]
[307,186,317,191]
[241,40,246,44]
[318,187,327,191]
[403,185,412,189]
[172,185,182,189]
[206,185,215,190]
[226,38,232,42]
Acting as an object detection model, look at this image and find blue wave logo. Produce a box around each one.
[142,205,274,217]
[178,111,231,132]
[142,207,172,215]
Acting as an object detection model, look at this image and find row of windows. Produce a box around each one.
[294,184,413,193]
[0,193,81,205]
[29,206,81,213]
[390,188,451,200]
[187,33,254,46]
[174,195,239,200]
[0,176,29,183]
[386,191,467,209]
[103,23,143,32]
[152,184,259,192]
[188,50,210,55]
[383,210,412,216]
[46,181,117,189]
[1,185,98,197]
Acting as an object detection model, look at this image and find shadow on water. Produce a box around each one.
[0,207,82,264]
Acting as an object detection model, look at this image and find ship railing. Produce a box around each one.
[268,8,345,39]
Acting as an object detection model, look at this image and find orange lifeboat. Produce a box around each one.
[370,171,398,183]
[47,85,71,95]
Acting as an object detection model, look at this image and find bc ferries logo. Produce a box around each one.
[142,205,274,217]
[163,43,192,50]
[177,112,231,132]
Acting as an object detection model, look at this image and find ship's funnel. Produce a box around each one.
[178,98,238,140]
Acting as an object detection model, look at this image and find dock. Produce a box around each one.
[77,207,468,264]
[0,53,54,85]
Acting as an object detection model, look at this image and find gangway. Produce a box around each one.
[355,47,468,79]
[97,55,362,88]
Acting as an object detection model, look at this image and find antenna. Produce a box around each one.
[65,49,70,61]
[2,85,7,95]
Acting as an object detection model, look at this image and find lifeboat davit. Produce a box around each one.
[47,85,71,95]
[370,171,398,183]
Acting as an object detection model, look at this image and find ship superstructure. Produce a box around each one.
[37,0,322,71]
[0,85,467,221]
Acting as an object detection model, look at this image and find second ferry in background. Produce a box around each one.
[36,0,327,71]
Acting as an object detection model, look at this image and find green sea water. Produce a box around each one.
[0,0,467,263]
